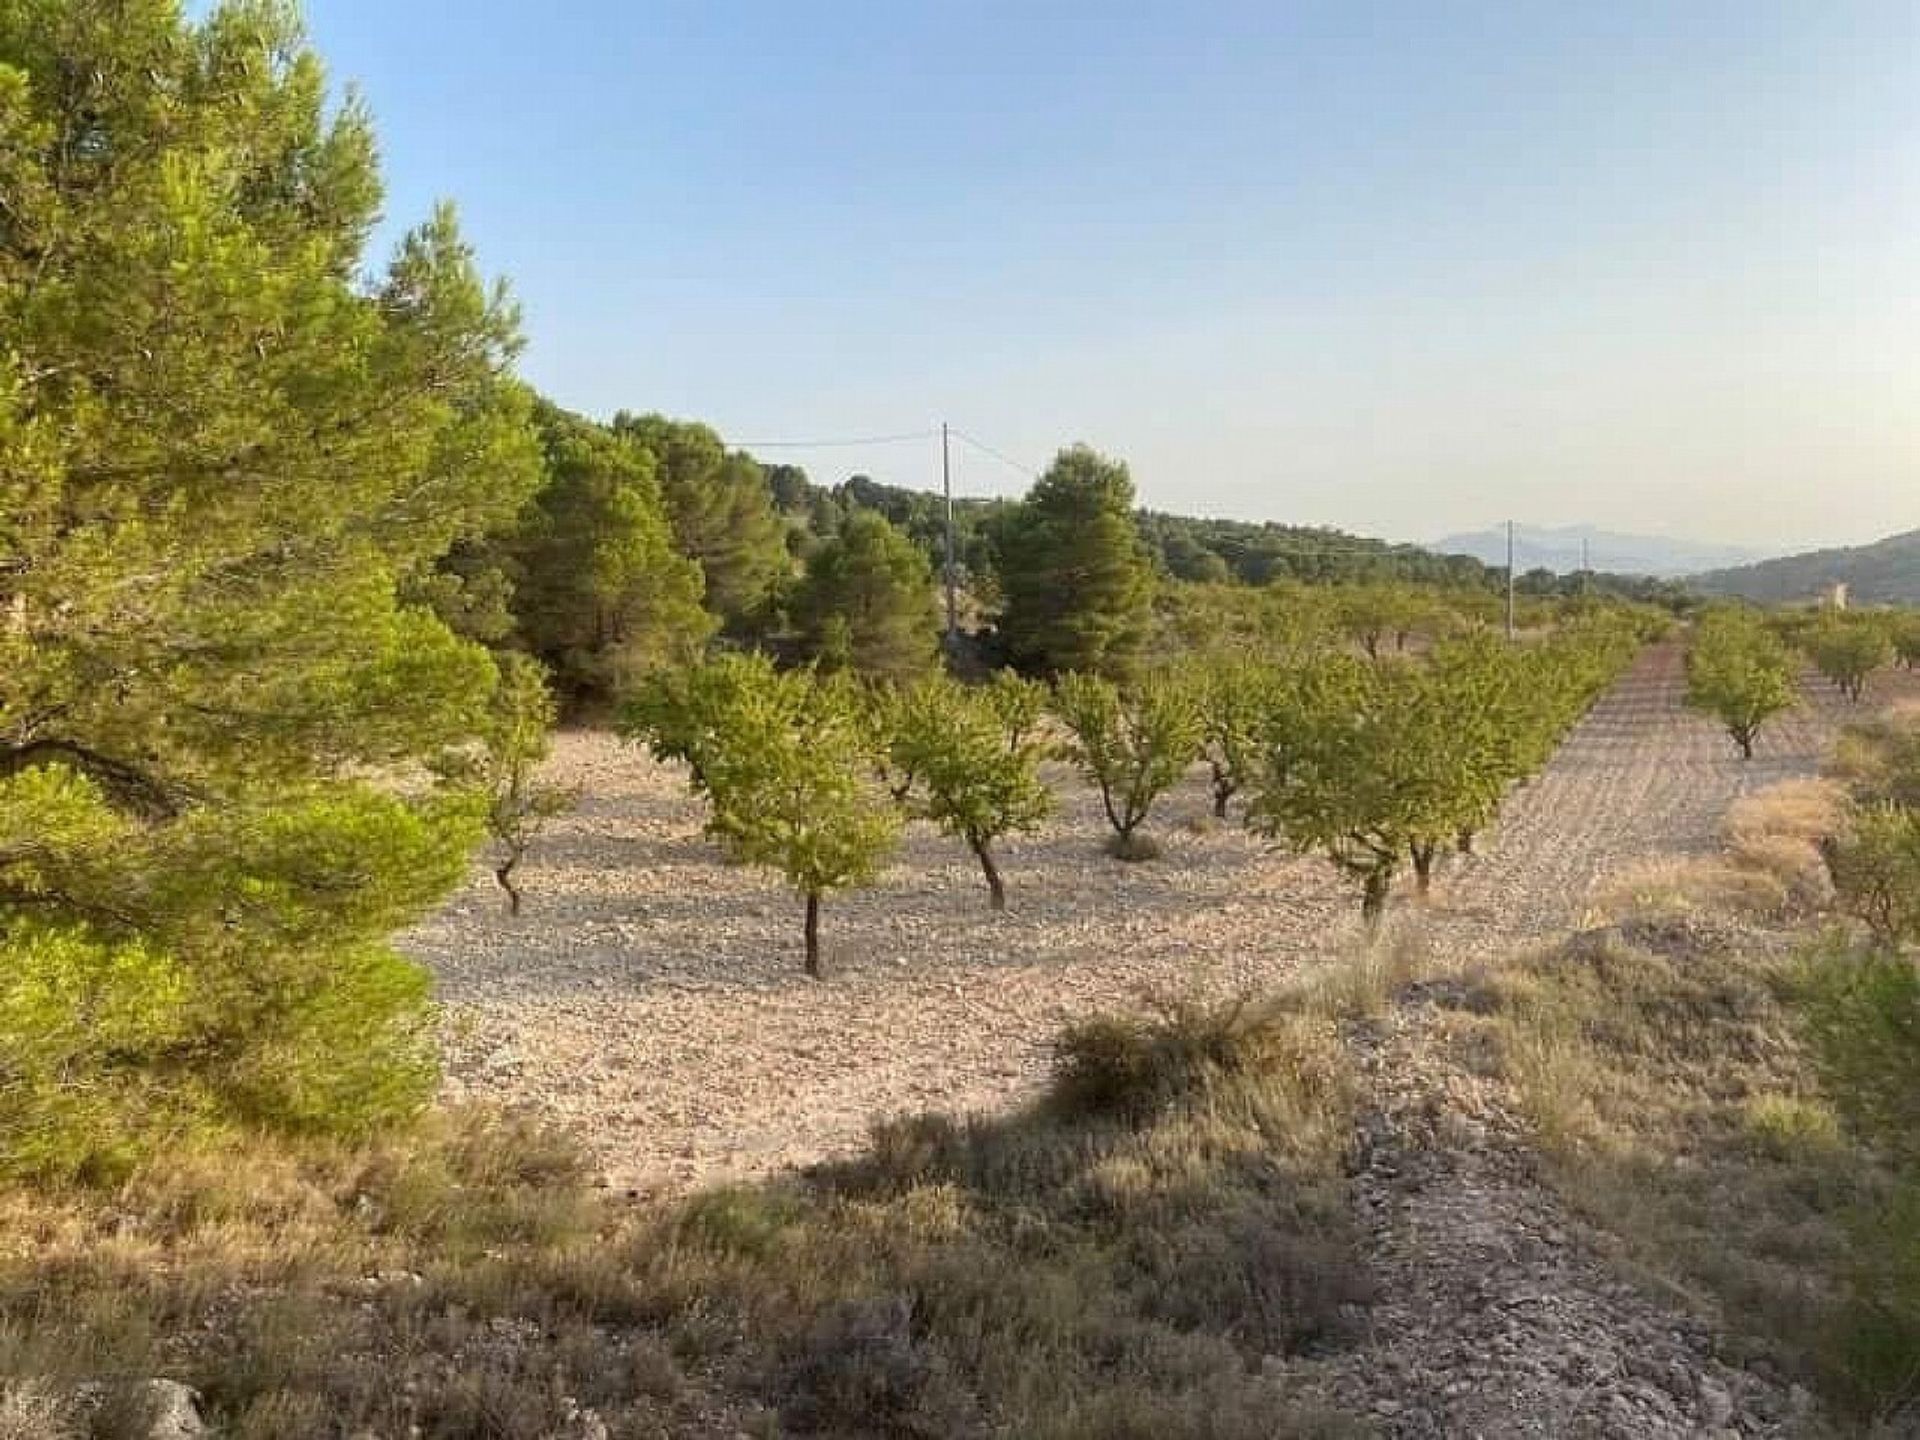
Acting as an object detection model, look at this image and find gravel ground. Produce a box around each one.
[403,644,1890,1195]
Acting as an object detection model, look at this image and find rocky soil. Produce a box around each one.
[399,646,1912,1437]
[1283,982,1821,1439]
[404,644,1860,1195]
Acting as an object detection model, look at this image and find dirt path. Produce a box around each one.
[1287,1003,1816,1438]
[1276,652,1912,1439]
[402,643,1876,1195]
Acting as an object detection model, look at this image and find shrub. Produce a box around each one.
[1802,945,1920,1167]
[1827,805,1920,948]
[1053,997,1296,1120]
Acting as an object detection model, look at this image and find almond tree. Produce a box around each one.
[1804,616,1895,703]
[1249,654,1510,925]
[1052,672,1201,860]
[1685,613,1799,759]
[1183,655,1276,819]
[432,655,576,915]
[632,661,898,975]
[886,677,1053,909]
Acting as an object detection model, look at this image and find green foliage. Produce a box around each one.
[981,669,1049,753]
[509,404,712,704]
[1803,945,1920,1168]
[1249,623,1638,921]
[1332,582,1443,660]
[1245,656,1448,923]
[883,676,1052,908]
[1804,614,1895,703]
[1800,945,1920,1407]
[1178,654,1277,819]
[619,650,794,794]
[1052,672,1201,859]
[0,0,534,1174]
[1136,509,1494,589]
[611,413,790,631]
[1157,581,1335,661]
[995,446,1156,677]
[1685,611,1799,759]
[794,509,940,683]
[1827,804,1920,947]
[628,657,898,973]
[1892,611,1920,670]
[430,655,575,915]
[0,918,193,1183]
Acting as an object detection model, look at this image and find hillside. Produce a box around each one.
[1691,528,1920,604]
[1433,524,1773,578]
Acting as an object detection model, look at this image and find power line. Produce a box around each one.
[948,426,1040,480]
[730,429,938,450]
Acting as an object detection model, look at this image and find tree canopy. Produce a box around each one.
[1685,611,1799,760]
[0,0,541,1174]
[994,446,1156,677]
[510,404,713,703]
[611,413,790,631]
[794,509,940,683]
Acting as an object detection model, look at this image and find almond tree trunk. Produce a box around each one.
[969,835,1006,911]
[804,891,822,977]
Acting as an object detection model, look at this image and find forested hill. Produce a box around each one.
[1691,529,1920,605]
[766,468,1493,588]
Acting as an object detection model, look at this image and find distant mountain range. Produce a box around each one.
[1430,525,1778,579]
[1690,529,1920,606]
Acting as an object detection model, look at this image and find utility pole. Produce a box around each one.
[1505,519,1517,641]
[1581,535,1590,596]
[941,422,958,651]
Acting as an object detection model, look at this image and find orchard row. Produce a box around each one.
[1686,607,1920,759]
[614,615,1652,973]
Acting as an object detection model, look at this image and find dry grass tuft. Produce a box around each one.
[1588,855,1789,925]
[0,999,1369,1439]
[1722,779,1848,910]
[1295,921,1438,1020]
[1724,778,1849,852]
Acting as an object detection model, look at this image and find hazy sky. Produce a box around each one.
[301,1,1917,549]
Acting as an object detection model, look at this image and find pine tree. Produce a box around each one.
[0,0,541,1175]
[795,509,940,683]
[612,413,791,631]
[994,446,1155,677]
[512,403,713,703]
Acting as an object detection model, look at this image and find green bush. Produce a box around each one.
[1801,946,1920,1415]
[1052,997,1282,1120]
[1827,805,1920,948]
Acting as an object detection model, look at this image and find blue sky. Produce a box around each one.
[301,1,1917,548]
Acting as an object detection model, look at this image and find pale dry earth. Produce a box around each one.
[404,644,1880,1196]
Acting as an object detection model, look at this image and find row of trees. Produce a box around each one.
[620,616,1647,969]
[1685,607,1920,759]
